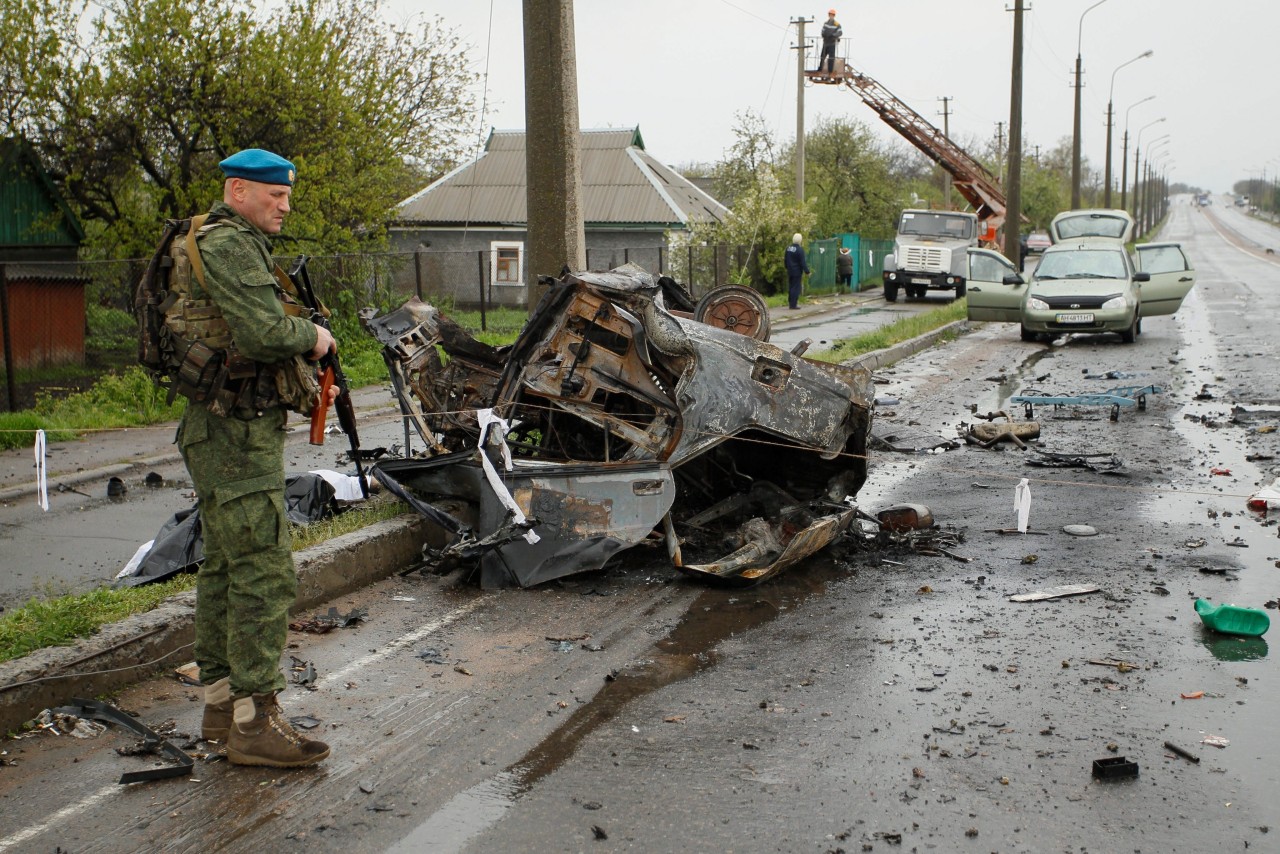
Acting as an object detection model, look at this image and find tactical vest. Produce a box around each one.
[136,214,319,417]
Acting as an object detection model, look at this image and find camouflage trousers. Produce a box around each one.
[178,403,296,696]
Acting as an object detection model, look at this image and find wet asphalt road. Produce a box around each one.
[2,199,1278,852]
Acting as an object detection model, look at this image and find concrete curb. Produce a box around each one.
[847,319,971,371]
[0,515,426,734]
[0,318,967,734]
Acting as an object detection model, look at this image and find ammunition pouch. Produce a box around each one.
[271,354,322,417]
[168,337,260,418]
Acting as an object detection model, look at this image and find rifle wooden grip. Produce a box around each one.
[310,365,335,445]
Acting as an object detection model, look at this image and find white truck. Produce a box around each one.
[881,209,979,302]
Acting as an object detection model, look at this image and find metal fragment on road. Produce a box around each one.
[1009,584,1101,602]
[53,698,193,784]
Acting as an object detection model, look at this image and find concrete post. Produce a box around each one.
[523,0,586,314]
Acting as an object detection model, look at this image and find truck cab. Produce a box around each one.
[882,209,979,302]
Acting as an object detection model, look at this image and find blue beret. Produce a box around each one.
[219,149,296,186]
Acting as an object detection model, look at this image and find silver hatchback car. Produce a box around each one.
[964,238,1197,344]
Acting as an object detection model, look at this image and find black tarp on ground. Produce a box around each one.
[114,473,341,587]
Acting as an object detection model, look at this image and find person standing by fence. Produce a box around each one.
[784,233,810,310]
[836,246,854,290]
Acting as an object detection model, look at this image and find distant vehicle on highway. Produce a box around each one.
[965,239,1197,344]
[1025,232,1051,253]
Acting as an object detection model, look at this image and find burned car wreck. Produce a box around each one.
[362,265,873,588]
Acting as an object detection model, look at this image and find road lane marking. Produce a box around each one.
[1200,209,1280,266]
[0,785,114,852]
[316,596,490,688]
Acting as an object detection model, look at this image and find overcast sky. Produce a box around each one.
[385,1,1279,195]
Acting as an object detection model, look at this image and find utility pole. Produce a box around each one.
[1120,128,1129,208]
[1003,0,1024,266]
[523,0,585,313]
[793,17,812,202]
[938,96,953,207]
[994,121,1005,185]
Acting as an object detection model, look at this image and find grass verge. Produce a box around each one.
[0,494,411,664]
[808,299,968,363]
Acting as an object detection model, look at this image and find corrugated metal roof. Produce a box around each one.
[396,127,726,228]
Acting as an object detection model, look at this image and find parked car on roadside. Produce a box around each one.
[964,239,1197,344]
[1048,208,1134,244]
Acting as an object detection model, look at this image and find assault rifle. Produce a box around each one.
[287,255,369,499]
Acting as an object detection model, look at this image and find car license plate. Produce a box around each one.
[1056,312,1095,324]
[910,278,931,285]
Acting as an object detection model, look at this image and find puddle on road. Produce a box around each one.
[390,567,842,852]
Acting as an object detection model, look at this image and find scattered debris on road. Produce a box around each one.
[52,698,193,783]
[1091,756,1139,780]
[1008,584,1100,602]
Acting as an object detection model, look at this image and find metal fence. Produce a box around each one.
[806,235,895,293]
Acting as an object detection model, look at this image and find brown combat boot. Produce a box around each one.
[201,677,232,741]
[227,693,330,768]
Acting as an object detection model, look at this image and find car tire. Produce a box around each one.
[694,285,772,341]
[1135,313,1143,336]
[1120,315,1137,344]
[1020,325,1037,342]
[884,283,898,303]
[955,281,966,299]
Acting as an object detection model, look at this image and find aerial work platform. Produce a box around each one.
[802,54,1023,245]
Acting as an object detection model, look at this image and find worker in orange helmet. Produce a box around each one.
[819,9,842,75]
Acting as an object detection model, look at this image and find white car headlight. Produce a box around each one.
[1025,297,1050,311]
[1101,296,1128,310]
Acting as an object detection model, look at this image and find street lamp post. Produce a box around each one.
[1120,95,1155,209]
[1149,151,1172,232]
[1105,50,1153,207]
[1133,117,1165,218]
[1142,139,1171,232]
[1071,0,1109,209]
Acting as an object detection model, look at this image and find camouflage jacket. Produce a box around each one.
[196,201,316,366]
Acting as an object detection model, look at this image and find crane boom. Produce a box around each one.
[808,61,1012,241]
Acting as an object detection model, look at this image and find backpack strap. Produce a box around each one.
[185,214,211,289]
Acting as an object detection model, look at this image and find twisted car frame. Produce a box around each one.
[362,265,874,588]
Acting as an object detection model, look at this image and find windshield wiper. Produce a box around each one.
[1064,272,1118,279]
[1034,274,1060,280]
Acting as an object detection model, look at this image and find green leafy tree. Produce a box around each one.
[1018,155,1067,232]
[1,0,478,257]
[785,115,900,239]
[686,110,813,293]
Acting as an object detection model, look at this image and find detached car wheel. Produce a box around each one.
[694,285,771,341]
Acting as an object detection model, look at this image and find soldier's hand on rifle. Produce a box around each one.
[309,324,336,361]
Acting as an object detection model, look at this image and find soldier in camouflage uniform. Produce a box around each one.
[181,149,335,768]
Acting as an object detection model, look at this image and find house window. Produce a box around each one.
[491,241,524,286]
